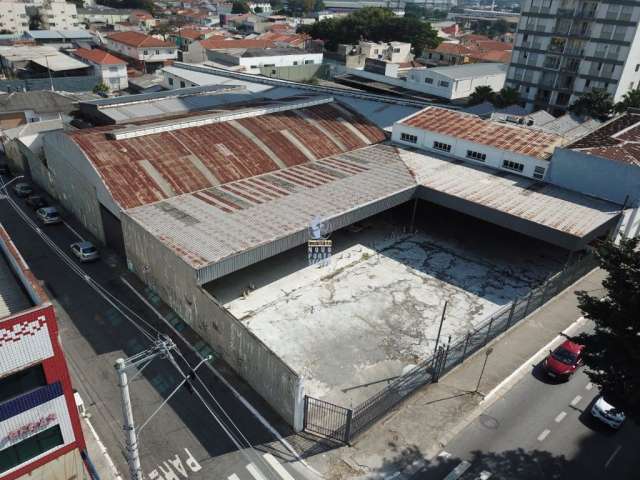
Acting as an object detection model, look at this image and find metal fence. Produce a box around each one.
[303,252,599,443]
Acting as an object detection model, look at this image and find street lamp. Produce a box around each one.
[474,347,494,397]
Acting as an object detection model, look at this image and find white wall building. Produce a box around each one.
[208,48,323,74]
[71,48,128,90]
[407,63,507,100]
[105,31,177,72]
[248,2,272,14]
[0,2,29,34]
[39,0,80,30]
[507,0,640,114]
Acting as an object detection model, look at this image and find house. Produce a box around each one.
[183,37,274,63]
[105,31,178,72]
[406,63,508,100]
[129,10,157,30]
[170,28,220,51]
[206,47,323,74]
[72,48,128,90]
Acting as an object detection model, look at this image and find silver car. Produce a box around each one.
[591,395,625,429]
[71,241,99,262]
[36,206,62,225]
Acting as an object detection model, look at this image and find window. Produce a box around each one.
[155,50,160,54]
[433,141,451,152]
[0,364,46,403]
[466,150,486,162]
[293,61,298,65]
[168,77,174,85]
[635,64,639,73]
[424,77,433,84]
[0,426,64,473]
[502,160,524,172]
[143,50,148,55]
[438,80,450,87]
[180,81,185,88]
[533,166,546,179]
[304,59,313,64]
[400,133,417,144]
[109,66,118,72]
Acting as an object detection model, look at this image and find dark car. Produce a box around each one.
[542,340,584,380]
[13,182,33,197]
[26,194,48,209]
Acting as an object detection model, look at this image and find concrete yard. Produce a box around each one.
[205,204,567,407]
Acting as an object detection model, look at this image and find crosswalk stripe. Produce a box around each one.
[263,453,296,480]
[228,475,241,480]
[246,463,267,480]
[443,460,471,480]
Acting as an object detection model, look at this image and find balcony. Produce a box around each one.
[569,26,591,38]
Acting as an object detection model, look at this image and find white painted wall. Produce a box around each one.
[238,52,323,74]
[0,2,29,34]
[407,68,506,100]
[106,38,177,62]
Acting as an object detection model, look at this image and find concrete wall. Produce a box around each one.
[120,213,305,430]
[259,62,329,82]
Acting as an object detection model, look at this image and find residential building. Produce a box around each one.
[169,28,219,51]
[206,47,323,74]
[128,10,156,30]
[0,225,88,480]
[247,2,271,14]
[183,37,274,63]
[506,0,640,114]
[422,36,513,67]
[406,63,508,100]
[71,48,128,90]
[105,31,177,72]
[76,6,133,26]
[0,2,29,34]
[39,0,81,30]
[340,40,412,67]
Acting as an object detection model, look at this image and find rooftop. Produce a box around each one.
[399,107,564,160]
[426,62,508,79]
[31,54,91,72]
[199,38,275,50]
[107,31,175,48]
[0,91,80,114]
[566,112,640,166]
[73,48,126,65]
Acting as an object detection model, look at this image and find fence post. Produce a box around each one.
[303,395,308,431]
[522,290,534,317]
[504,301,516,331]
[441,335,452,375]
[344,408,353,444]
[462,331,471,358]
[484,316,494,345]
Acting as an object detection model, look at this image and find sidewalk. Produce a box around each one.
[305,268,605,480]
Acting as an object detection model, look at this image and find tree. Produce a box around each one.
[231,1,249,13]
[467,85,496,106]
[253,6,263,13]
[494,86,521,108]
[575,237,640,424]
[69,0,84,8]
[615,88,640,113]
[93,82,110,94]
[568,88,613,120]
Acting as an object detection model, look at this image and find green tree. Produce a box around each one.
[253,6,263,13]
[614,88,640,113]
[494,86,521,108]
[569,88,614,120]
[231,1,250,13]
[93,82,110,94]
[467,85,496,106]
[575,237,640,423]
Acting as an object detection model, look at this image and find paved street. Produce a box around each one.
[0,171,315,480]
[412,323,640,480]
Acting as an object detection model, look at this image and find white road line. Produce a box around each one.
[438,450,452,459]
[605,445,622,469]
[63,220,85,241]
[443,460,471,480]
[537,429,551,442]
[246,462,267,480]
[570,395,582,407]
[482,317,586,404]
[585,382,593,390]
[82,408,123,480]
[263,453,295,480]
[478,472,493,480]
[555,411,567,423]
[228,475,241,480]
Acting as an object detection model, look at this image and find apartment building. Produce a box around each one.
[0,225,87,480]
[506,0,640,115]
[39,0,80,30]
[0,2,29,34]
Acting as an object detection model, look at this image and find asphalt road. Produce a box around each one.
[412,324,640,480]
[0,171,314,480]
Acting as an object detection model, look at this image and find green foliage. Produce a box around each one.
[494,86,521,108]
[253,6,263,13]
[569,88,613,120]
[231,1,250,13]
[475,19,511,39]
[299,7,440,56]
[467,85,520,108]
[614,88,640,113]
[467,85,496,106]
[575,237,640,423]
[93,82,110,94]
[97,0,155,15]
[404,5,447,20]
[286,0,324,15]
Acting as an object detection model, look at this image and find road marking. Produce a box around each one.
[263,453,295,480]
[605,445,622,468]
[537,429,551,442]
[478,472,492,480]
[585,382,593,390]
[438,450,452,459]
[555,411,567,423]
[443,460,471,480]
[570,395,582,407]
[482,317,586,404]
[246,463,267,480]
[63,220,85,241]
[228,475,241,480]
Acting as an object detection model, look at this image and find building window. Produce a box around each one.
[293,61,298,65]
[143,50,148,55]
[438,80,450,88]
[533,166,546,179]
[433,141,452,152]
[0,363,46,403]
[502,159,524,172]
[401,132,417,144]
[304,59,313,64]
[466,150,487,162]
[155,50,160,54]
[0,426,64,473]
[636,64,640,73]
[424,77,433,84]
[180,81,185,88]
[168,77,174,85]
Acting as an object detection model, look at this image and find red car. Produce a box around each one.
[542,340,584,380]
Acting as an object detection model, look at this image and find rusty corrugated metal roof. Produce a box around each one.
[68,99,386,210]
[401,107,564,160]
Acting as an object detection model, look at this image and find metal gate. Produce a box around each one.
[303,396,352,443]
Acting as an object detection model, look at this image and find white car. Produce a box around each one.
[591,395,625,429]
[70,241,100,263]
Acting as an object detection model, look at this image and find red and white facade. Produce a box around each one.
[0,226,87,480]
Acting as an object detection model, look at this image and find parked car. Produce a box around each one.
[542,340,584,380]
[591,395,625,429]
[70,241,99,263]
[0,163,9,175]
[26,194,48,209]
[36,206,62,225]
[13,182,33,197]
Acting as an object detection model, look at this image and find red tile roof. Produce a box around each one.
[401,107,563,160]
[73,48,126,65]
[472,50,512,63]
[107,31,175,48]
[176,28,215,40]
[68,102,386,210]
[431,42,473,56]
